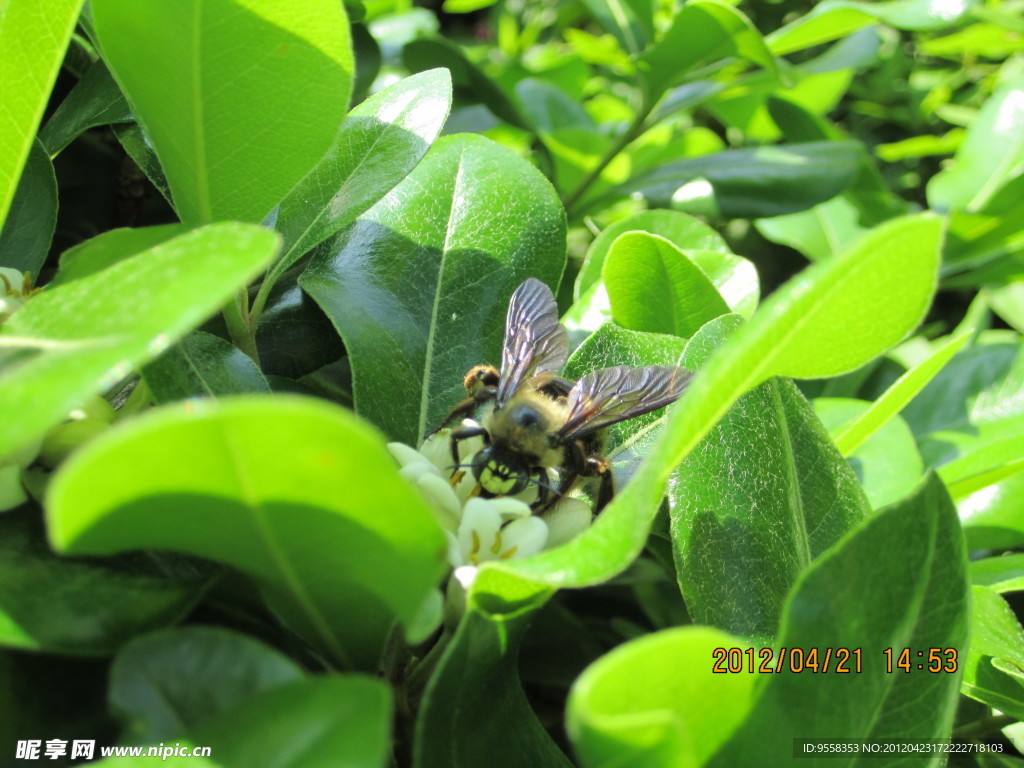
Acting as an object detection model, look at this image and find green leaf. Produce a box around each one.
[990,282,1024,334]
[113,123,173,204]
[515,79,597,134]
[971,555,1024,594]
[142,331,270,403]
[0,222,278,459]
[109,626,303,742]
[712,473,968,762]
[604,233,732,337]
[834,331,971,455]
[938,434,1024,500]
[754,196,869,262]
[482,214,940,595]
[575,211,754,317]
[961,586,1024,721]
[193,676,391,768]
[91,0,354,224]
[903,335,1024,446]
[598,142,863,218]
[928,75,1024,213]
[671,316,870,639]
[0,507,207,655]
[403,39,530,131]
[0,140,57,275]
[639,0,778,101]
[38,60,132,156]
[51,224,188,288]
[0,0,84,228]
[252,267,344,379]
[414,588,572,768]
[815,398,924,510]
[300,134,566,445]
[582,0,652,55]
[768,0,976,55]
[46,396,448,669]
[567,627,759,768]
[272,69,453,285]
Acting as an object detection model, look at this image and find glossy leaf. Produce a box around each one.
[51,224,187,288]
[91,0,354,224]
[970,555,1024,594]
[113,123,172,204]
[46,396,448,669]
[768,0,977,55]
[0,507,207,655]
[0,140,57,275]
[938,434,1024,500]
[0,0,84,227]
[414,588,572,768]
[582,0,652,55]
[833,331,971,455]
[403,39,530,130]
[604,233,731,337]
[272,69,453,284]
[576,211,757,318]
[597,142,863,218]
[815,398,924,510]
[482,214,940,595]
[142,331,270,403]
[639,0,778,100]
[961,586,1024,721]
[252,268,344,379]
[754,196,868,262]
[300,134,566,445]
[109,626,303,742]
[193,676,391,768]
[0,223,279,459]
[38,60,132,156]
[670,316,870,639]
[713,473,968,763]
[567,627,759,768]
[903,335,1024,446]
[928,75,1024,213]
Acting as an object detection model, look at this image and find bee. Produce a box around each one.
[437,278,691,512]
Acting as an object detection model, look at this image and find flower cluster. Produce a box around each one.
[388,423,591,573]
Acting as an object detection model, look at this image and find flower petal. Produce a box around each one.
[388,441,426,468]
[500,516,548,559]
[542,497,593,548]
[399,460,443,483]
[490,496,533,521]
[416,473,462,531]
[458,498,503,564]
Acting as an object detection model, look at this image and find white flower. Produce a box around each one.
[387,430,593,570]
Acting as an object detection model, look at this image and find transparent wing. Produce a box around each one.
[558,365,691,440]
[496,278,569,405]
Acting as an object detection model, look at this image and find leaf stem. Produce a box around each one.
[952,713,1016,742]
[562,96,654,216]
[222,287,260,364]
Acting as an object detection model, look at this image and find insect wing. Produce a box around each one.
[558,365,691,440]
[496,278,569,405]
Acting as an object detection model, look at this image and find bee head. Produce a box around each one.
[471,446,530,496]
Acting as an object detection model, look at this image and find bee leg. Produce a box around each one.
[449,423,489,469]
[587,457,614,512]
[531,467,554,511]
[564,440,614,512]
